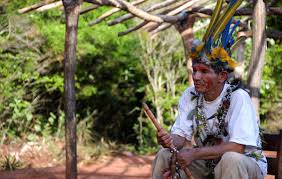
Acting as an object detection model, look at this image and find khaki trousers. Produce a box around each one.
[152,148,264,179]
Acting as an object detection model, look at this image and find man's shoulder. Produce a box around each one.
[232,88,250,99]
[230,87,253,107]
[179,86,197,104]
[181,86,196,98]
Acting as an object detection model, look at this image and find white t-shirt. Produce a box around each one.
[171,84,267,176]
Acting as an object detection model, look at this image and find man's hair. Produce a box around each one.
[192,58,233,74]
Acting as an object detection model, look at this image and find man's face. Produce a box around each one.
[192,63,221,93]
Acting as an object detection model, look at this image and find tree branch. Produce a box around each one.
[36,1,63,12]
[108,0,186,26]
[118,12,188,36]
[266,29,282,40]
[80,4,100,15]
[118,20,148,36]
[88,0,147,26]
[144,0,208,33]
[85,0,163,23]
[18,0,57,13]
[190,7,282,16]
[151,23,172,34]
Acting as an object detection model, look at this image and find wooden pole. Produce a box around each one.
[174,15,195,86]
[62,0,81,178]
[247,0,266,118]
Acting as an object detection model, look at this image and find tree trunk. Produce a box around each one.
[235,37,246,79]
[178,16,195,85]
[62,0,80,179]
[247,0,266,118]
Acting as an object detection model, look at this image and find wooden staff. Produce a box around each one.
[142,102,194,179]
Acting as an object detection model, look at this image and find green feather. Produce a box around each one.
[231,36,247,51]
[212,0,243,41]
[203,0,224,42]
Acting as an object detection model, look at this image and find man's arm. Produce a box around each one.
[171,134,192,149]
[176,142,245,168]
[157,129,192,149]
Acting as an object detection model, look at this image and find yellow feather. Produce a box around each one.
[202,0,224,42]
[212,0,243,41]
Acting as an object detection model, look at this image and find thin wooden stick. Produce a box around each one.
[142,102,194,179]
[151,23,172,34]
[89,0,147,26]
[108,0,178,26]
[85,0,164,23]
[36,1,63,12]
[80,4,100,15]
[144,0,207,32]
[118,20,148,36]
[18,0,56,13]
[143,102,162,131]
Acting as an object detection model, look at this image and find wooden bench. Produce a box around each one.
[262,129,282,178]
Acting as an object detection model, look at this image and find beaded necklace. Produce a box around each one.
[190,84,238,170]
[191,85,235,144]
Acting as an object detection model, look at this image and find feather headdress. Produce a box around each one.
[190,0,243,72]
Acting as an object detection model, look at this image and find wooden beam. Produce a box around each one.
[151,23,172,34]
[190,7,282,16]
[266,29,282,40]
[18,0,56,13]
[88,0,147,26]
[144,0,208,33]
[108,0,180,26]
[118,12,188,36]
[118,20,148,36]
[80,4,100,15]
[36,1,63,12]
[85,0,163,23]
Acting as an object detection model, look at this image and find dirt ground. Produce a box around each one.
[0,154,154,179]
[0,154,275,179]
[0,142,275,179]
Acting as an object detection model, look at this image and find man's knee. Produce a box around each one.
[219,151,244,166]
[156,148,171,159]
[152,148,172,178]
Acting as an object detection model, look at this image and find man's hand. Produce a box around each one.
[176,148,195,168]
[157,128,173,148]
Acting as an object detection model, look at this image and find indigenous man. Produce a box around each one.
[152,42,267,178]
[152,1,267,178]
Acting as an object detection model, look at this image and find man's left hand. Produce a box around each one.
[176,148,195,168]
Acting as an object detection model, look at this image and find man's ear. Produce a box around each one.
[218,71,228,83]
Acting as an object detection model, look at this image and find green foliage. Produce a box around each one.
[0,154,24,171]
[260,43,282,132]
[0,1,146,149]
[133,31,188,151]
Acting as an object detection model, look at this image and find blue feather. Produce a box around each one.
[229,37,235,47]
[221,18,232,49]
[226,20,240,47]
[229,0,237,7]
[205,37,213,53]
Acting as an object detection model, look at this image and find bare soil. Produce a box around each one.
[0,154,154,179]
[0,143,275,179]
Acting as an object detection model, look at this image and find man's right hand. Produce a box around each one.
[157,128,173,148]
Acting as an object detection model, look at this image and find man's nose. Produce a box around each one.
[193,71,202,80]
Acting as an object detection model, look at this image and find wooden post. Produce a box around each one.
[175,15,195,86]
[247,0,266,118]
[62,0,80,178]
